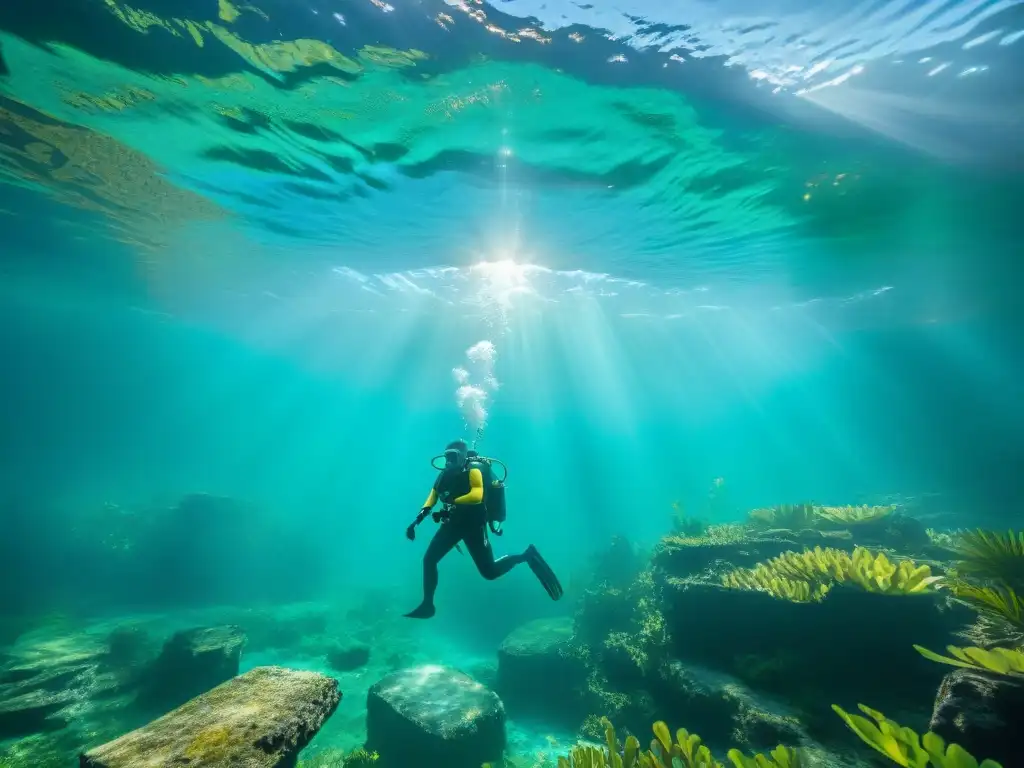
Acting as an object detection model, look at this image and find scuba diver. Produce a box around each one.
[403,439,563,619]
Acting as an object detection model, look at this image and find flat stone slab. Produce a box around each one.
[366,664,505,768]
[80,666,341,768]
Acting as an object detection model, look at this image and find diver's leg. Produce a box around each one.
[404,523,461,619]
[462,524,526,580]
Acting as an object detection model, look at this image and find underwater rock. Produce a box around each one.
[105,625,153,667]
[846,513,931,553]
[0,686,75,738]
[366,664,506,768]
[658,579,968,717]
[653,531,853,581]
[0,629,126,739]
[326,641,371,672]
[136,625,246,714]
[228,603,329,653]
[929,668,1024,768]
[79,665,340,768]
[497,617,587,723]
[654,660,808,754]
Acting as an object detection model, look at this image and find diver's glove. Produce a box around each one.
[406,507,431,541]
[432,504,454,523]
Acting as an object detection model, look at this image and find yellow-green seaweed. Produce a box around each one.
[831,703,1002,768]
[912,644,1024,677]
[721,546,939,603]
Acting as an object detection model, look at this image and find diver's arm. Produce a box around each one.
[407,488,439,541]
[452,468,484,505]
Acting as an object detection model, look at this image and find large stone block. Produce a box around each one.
[80,666,340,768]
[366,665,505,768]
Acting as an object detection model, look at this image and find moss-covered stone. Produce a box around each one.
[366,665,505,768]
[497,617,587,723]
[79,666,340,768]
[135,625,246,714]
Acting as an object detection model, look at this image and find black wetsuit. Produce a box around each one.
[405,460,562,618]
[419,463,524,602]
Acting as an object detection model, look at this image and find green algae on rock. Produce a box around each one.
[79,666,340,768]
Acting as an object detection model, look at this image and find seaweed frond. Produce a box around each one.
[721,546,939,602]
[815,505,895,526]
[949,529,1024,589]
[947,582,1024,629]
[913,644,1024,677]
[832,703,1003,767]
[747,504,817,530]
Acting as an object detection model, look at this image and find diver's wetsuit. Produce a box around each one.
[405,460,561,619]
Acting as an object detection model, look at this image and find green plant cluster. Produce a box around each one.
[554,717,801,768]
[298,747,379,767]
[585,567,670,675]
[747,504,894,530]
[940,529,1024,641]
[832,704,1002,767]
[721,546,939,602]
[549,697,1004,768]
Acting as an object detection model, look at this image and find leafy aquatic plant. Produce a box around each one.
[832,703,1002,768]
[746,504,817,530]
[721,546,939,602]
[948,529,1024,589]
[552,717,801,768]
[946,582,1024,629]
[298,747,379,767]
[721,566,831,603]
[912,644,1024,677]
[814,504,895,525]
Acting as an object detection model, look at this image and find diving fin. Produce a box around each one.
[525,545,563,601]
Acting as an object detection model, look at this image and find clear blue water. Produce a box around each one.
[1,0,1023,765]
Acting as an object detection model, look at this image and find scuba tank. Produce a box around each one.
[467,450,507,535]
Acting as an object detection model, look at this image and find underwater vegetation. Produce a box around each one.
[3,483,1021,768]
[746,503,896,530]
[550,712,1004,768]
[720,546,940,603]
[552,496,1023,767]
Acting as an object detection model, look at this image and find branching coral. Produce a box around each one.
[831,703,1002,768]
[721,547,939,603]
[912,644,1024,677]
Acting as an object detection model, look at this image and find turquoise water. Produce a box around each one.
[1,0,1023,766]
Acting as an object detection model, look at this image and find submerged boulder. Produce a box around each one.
[654,660,808,754]
[80,665,340,768]
[929,668,1024,767]
[658,580,966,718]
[0,629,126,740]
[326,641,371,673]
[136,625,246,714]
[366,664,505,768]
[497,617,587,722]
[0,686,75,738]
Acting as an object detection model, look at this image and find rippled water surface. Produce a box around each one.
[1,0,1022,327]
